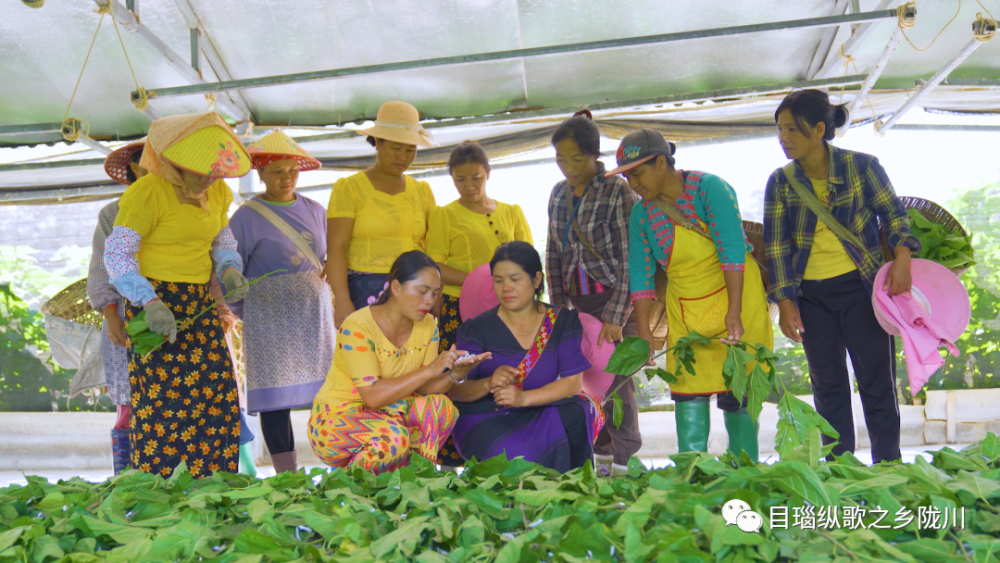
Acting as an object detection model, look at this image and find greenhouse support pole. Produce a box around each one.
[171,0,255,120]
[877,21,996,133]
[813,0,904,80]
[837,5,914,135]
[135,8,897,100]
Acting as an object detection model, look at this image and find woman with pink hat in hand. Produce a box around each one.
[325,101,437,330]
[764,90,920,464]
[545,111,641,477]
[228,130,334,474]
[613,129,772,463]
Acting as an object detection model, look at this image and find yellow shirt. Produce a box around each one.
[426,200,534,297]
[114,174,232,284]
[803,179,859,280]
[327,172,437,274]
[313,307,440,408]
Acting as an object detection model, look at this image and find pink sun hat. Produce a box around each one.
[459,263,615,397]
[872,258,970,392]
[459,264,498,322]
[578,312,615,397]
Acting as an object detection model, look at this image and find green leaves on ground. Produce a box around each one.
[908,209,976,270]
[3,434,1000,562]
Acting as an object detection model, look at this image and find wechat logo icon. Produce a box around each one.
[722,499,763,533]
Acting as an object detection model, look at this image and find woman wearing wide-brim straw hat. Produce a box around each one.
[324,101,438,330]
[228,129,334,474]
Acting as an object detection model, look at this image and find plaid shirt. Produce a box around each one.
[763,144,921,303]
[546,161,638,326]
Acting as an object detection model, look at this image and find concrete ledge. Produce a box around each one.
[0,390,982,471]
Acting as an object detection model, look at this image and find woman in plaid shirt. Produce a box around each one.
[545,110,640,476]
[764,89,920,464]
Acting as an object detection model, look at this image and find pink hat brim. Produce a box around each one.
[459,264,498,322]
[871,258,970,341]
[578,312,615,397]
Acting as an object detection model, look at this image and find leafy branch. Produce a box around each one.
[603,331,840,463]
[126,269,286,360]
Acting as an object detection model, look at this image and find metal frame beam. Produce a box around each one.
[135,9,896,101]
[171,0,255,120]
[813,0,902,80]
[0,123,63,138]
[877,22,995,133]
[288,74,867,145]
[92,0,247,123]
[935,78,1000,88]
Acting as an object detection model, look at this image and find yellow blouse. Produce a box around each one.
[426,200,534,297]
[313,307,440,408]
[327,172,437,274]
[114,174,232,284]
[803,179,859,281]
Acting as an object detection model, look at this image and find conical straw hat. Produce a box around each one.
[246,129,321,171]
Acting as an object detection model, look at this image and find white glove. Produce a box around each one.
[222,268,250,303]
[144,299,177,343]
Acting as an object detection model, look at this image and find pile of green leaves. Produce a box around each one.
[2,435,1000,563]
[907,209,975,271]
[606,333,839,463]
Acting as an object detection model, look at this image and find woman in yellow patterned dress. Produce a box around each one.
[426,141,533,353]
[104,112,252,477]
[611,129,773,462]
[309,251,490,473]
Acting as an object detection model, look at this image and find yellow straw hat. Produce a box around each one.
[160,125,251,178]
[103,137,146,185]
[246,129,321,171]
[356,101,435,147]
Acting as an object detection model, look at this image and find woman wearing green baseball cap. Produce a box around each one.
[608,128,773,461]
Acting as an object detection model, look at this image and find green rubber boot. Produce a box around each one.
[724,409,760,463]
[238,442,258,478]
[675,399,711,453]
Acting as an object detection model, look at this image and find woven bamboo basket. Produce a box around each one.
[742,221,780,321]
[878,196,971,278]
[40,278,103,328]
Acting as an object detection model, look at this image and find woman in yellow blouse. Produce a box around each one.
[103,112,252,477]
[326,101,437,329]
[308,251,490,473]
[426,141,533,352]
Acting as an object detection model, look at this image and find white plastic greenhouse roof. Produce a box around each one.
[1,0,998,199]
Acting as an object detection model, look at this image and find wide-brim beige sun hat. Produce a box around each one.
[355,101,436,147]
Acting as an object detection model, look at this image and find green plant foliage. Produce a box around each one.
[604,333,842,465]
[907,209,976,271]
[2,434,999,562]
[0,245,108,412]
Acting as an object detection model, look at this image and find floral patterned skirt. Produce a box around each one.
[124,280,239,477]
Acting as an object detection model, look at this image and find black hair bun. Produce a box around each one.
[833,105,850,129]
[366,135,377,147]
